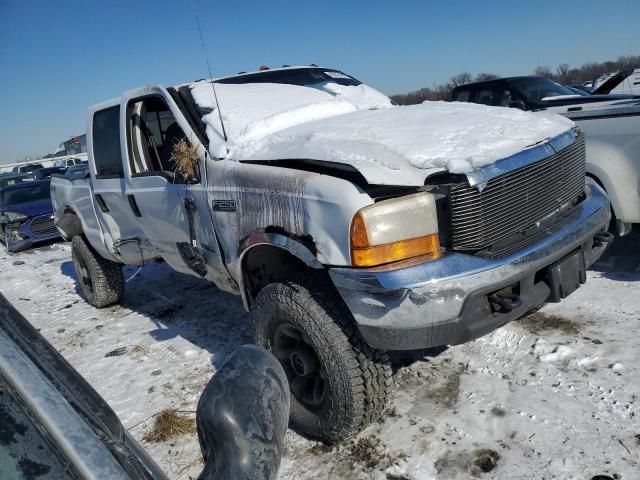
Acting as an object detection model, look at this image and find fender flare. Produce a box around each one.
[237,232,323,309]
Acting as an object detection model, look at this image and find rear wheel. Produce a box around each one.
[251,278,393,444]
[71,235,124,308]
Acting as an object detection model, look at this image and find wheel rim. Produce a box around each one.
[76,254,94,293]
[272,322,328,411]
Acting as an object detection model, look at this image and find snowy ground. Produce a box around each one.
[1,233,638,480]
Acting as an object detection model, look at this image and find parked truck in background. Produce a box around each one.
[51,66,612,443]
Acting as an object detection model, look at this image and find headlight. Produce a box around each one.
[350,192,441,267]
[1,212,29,224]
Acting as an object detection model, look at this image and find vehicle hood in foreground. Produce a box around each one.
[1,199,53,218]
[233,101,574,186]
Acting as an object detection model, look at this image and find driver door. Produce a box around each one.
[119,87,226,281]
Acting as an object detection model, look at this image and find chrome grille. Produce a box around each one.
[449,134,586,250]
[30,215,57,235]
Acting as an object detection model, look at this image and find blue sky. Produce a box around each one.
[1,0,639,162]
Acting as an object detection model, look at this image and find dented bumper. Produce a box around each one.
[329,179,611,351]
[3,213,60,253]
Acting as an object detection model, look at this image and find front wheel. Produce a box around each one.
[71,235,124,308]
[251,279,393,444]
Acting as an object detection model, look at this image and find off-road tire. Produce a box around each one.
[71,235,124,308]
[251,278,393,444]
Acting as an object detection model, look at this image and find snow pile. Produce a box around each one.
[191,80,573,185]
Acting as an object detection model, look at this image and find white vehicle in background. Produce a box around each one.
[453,76,640,235]
[594,68,640,97]
[54,156,88,168]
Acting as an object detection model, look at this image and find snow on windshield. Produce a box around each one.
[189,81,392,157]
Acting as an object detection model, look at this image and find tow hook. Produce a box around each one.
[489,292,523,312]
[593,231,614,248]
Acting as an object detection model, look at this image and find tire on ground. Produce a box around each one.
[251,278,393,444]
[71,235,124,308]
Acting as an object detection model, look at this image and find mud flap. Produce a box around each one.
[196,345,289,480]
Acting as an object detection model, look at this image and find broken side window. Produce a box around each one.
[93,106,124,179]
[127,96,197,182]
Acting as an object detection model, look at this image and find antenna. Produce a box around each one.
[192,0,228,143]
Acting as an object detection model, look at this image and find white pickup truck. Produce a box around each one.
[51,66,612,443]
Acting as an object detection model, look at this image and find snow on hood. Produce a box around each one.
[191,82,574,186]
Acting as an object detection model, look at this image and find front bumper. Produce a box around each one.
[4,216,61,253]
[329,179,611,351]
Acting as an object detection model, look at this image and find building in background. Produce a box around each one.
[44,134,87,158]
[63,134,86,155]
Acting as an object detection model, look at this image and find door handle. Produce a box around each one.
[95,194,109,213]
[127,194,142,217]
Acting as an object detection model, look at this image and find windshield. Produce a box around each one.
[19,164,43,173]
[0,380,78,480]
[188,68,391,148]
[511,78,579,102]
[216,67,362,88]
[1,181,51,206]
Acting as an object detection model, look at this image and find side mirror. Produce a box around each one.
[196,345,290,480]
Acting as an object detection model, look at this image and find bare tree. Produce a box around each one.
[556,63,571,84]
[475,73,499,82]
[449,72,473,87]
[534,65,553,78]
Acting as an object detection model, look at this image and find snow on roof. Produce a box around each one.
[190,80,573,185]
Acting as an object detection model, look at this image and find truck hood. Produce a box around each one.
[1,199,52,218]
[233,102,574,186]
[190,81,573,186]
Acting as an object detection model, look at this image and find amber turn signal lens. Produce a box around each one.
[351,234,441,267]
[350,213,369,248]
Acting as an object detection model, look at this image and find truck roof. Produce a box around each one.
[173,65,337,89]
[452,76,541,91]
[90,66,351,113]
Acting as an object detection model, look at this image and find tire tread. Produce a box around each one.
[251,277,392,443]
[72,235,124,308]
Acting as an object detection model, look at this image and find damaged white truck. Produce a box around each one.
[51,66,612,443]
